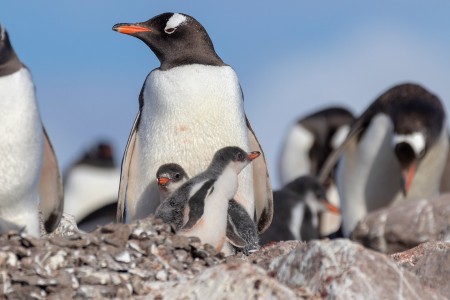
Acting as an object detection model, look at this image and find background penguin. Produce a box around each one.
[113,12,273,234]
[278,106,354,236]
[156,161,259,255]
[259,175,339,244]
[64,141,120,231]
[0,25,63,236]
[319,83,449,237]
[155,146,260,253]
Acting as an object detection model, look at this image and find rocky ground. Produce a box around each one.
[0,210,449,299]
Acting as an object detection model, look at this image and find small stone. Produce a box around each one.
[114,251,131,263]
[155,270,168,281]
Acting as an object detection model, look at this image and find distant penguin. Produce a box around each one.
[319,83,449,237]
[156,163,259,255]
[279,106,354,185]
[155,147,260,252]
[64,142,120,231]
[113,13,273,233]
[439,135,450,193]
[279,107,354,236]
[260,176,339,244]
[0,25,63,236]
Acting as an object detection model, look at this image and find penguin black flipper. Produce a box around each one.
[226,199,259,250]
[117,109,141,223]
[182,179,215,230]
[39,127,64,233]
[317,107,375,184]
[245,116,274,234]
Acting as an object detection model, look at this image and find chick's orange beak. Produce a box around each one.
[157,177,170,186]
[401,163,417,196]
[113,23,152,35]
[322,200,340,215]
[247,151,261,160]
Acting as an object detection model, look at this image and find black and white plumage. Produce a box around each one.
[64,142,120,231]
[155,147,260,252]
[279,107,354,185]
[113,13,273,234]
[156,163,259,255]
[319,83,449,237]
[260,176,339,244]
[0,25,63,236]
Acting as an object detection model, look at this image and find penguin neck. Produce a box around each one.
[0,37,22,76]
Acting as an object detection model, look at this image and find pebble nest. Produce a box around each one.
[0,217,225,299]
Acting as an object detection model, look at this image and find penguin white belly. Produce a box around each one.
[180,168,237,251]
[129,65,253,220]
[337,114,401,237]
[0,68,43,236]
[65,165,120,222]
[279,124,314,185]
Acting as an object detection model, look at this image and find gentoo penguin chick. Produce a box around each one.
[260,176,339,244]
[64,142,120,231]
[0,25,63,236]
[319,83,449,237]
[155,147,260,252]
[113,13,273,233]
[279,106,354,185]
[156,163,259,255]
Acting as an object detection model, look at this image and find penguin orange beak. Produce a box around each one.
[401,162,417,196]
[247,151,261,160]
[113,23,152,35]
[157,177,170,186]
[322,199,340,215]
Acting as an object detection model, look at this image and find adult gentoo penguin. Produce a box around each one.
[156,162,259,255]
[113,13,273,232]
[155,147,260,252]
[279,106,354,185]
[64,142,120,231]
[319,83,449,237]
[0,25,63,236]
[260,175,339,244]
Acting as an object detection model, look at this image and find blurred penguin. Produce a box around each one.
[319,83,449,237]
[278,106,354,235]
[0,25,63,236]
[260,175,339,244]
[64,141,120,231]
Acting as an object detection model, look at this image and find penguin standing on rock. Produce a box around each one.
[155,146,260,252]
[0,25,63,236]
[260,176,339,244]
[113,13,273,234]
[156,163,259,255]
[319,83,449,237]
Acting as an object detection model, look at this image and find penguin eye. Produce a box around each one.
[236,153,243,160]
[175,173,181,179]
[164,27,176,34]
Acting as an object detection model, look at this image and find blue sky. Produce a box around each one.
[2,1,450,188]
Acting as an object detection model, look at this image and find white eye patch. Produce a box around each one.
[393,132,426,155]
[164,13,187,34]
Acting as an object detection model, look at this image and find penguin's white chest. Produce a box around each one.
[0,68,43,234]
[133,65,253,218]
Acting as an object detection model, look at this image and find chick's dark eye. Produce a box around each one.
[236,153,243,160]
[175,173,180,179]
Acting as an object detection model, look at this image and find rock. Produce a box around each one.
[351,194,450,254]
[391,241,450,298]
[145,263,313,299]
[270,239,444,299]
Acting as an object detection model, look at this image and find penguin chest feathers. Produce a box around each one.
[0,68,43,200]
[138,64,251,190]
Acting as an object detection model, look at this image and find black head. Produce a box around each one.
[209,146,260,173]
[285,175,326,199]
[112,13,225,70]
[77,142,116,168]
[373,83,446,194]
[156,163,188,186]
[0,24,22,76]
